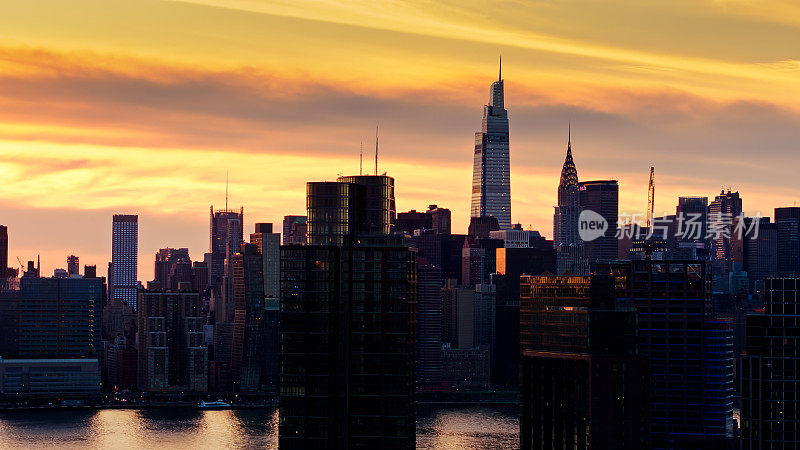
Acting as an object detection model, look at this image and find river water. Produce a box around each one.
[0,405,519,449]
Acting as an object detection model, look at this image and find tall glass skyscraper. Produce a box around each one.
[471,61,511,230]
[112,214,138,309]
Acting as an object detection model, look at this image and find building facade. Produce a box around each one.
[470,63,511,230]
[578,180,619,265]
[741,277,800,449]
[111,214,138,309]
[554,133,587,275]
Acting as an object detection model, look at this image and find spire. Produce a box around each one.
[559,124,578,190]
[359,141,363,175]
[225,170,229,210]
[374,125,379,176]
[499,54,502,82]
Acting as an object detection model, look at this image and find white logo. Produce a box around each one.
[579,210,608,242]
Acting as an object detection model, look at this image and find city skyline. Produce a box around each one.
[3,1,800,280]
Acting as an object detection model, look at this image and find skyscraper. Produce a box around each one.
[741,278,800,448]
[578,180,619,264]
[67,255,79,276]
[774,206,800,277]
[231,243,266,391]
[112,214,138,309]
[209,206,244,285]
[282,215,307,244]
[249,223,280,391]
[708,190,742,292]
[279,173,416,448]
[470,60,511,229]
[153,248,192,290]
[553,132,587,275]
[0,225,7,288]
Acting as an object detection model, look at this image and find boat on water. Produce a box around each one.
[196,400,231,409]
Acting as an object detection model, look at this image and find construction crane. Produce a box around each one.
[646,166,655,228]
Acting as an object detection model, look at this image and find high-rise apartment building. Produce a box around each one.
[137,282,207,392]
[470,62,511,229]
[112,214,138,309]
[416,258,442,387]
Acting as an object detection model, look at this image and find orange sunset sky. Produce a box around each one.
[1,0,800,279]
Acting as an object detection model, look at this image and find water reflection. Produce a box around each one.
[0,405,514,449]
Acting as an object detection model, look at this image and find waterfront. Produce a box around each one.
[0,405,519,449]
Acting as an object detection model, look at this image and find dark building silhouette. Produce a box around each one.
[775,207,800,277]
[137,282,207,392]
[396,205,451,236]
[249,223,281,391]
[84,265,97,278]
[675,197,709,257]
[598,260,735,449]
[732,216,777,293]
[337,175,396,235]
[67,255,79,276]
[468,216,500,238]
[741,277,800,448]
[0,225,6,287]
[416,258,442,387]
[154,248,193,291]
[578,180,619,265]
[708,190,742,292]
[279,174,416,449]
[18,276,103,358]
[282,215,307,245]
[519,274,645,449]
[492,246,556,387]
[231,243,266,391]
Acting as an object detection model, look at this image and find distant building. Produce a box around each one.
[67,255,80,276]
[554,132,587,275]
[775,206,800,277]
[441,279,474,349]
[19,276,103,358]
[732,216,777,293]
[676,196,708,249]
[468,216,500,239]
[231,243,266,391]
[416,259,442,387]
[281,215,307,245]
[470,61,511,229]
[0,225,7,288]
[441,345,490,388]
[578,180,619,265]
[0,359,100,395]
[741,278,800,448]
[137,283,207,392]
[154,248,193,291]
[396,205,451,236]
[112,214,138,309]
[708,190,742,292]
